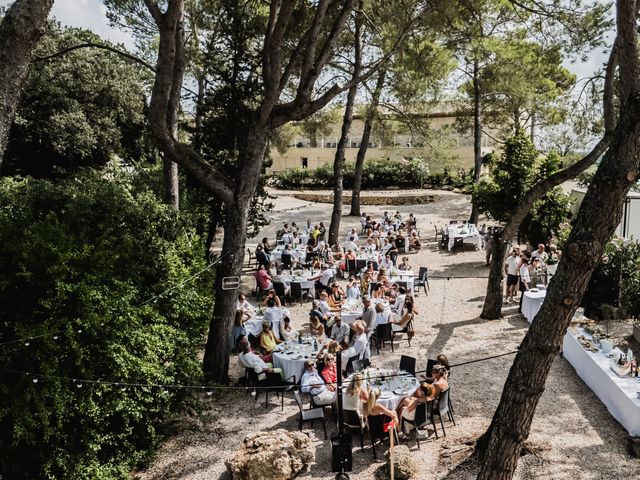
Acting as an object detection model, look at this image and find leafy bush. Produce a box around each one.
[0,169,213,479]
[582,237,640,319]
[270,157,472,190]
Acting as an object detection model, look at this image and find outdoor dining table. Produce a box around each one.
[522,289,547,323]
[244,307,289,340]
[272,340,318,384]
[447,223,482,251]
[347,368,420,411]
[270,245,307,263]
[337,298,393,325]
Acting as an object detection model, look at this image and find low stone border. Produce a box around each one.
[292,193,439,205]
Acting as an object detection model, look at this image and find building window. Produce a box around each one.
[301,158,308,169]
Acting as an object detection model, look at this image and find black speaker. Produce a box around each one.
[331,433,353,473]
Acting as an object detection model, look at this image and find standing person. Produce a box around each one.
[530,243,548,265]
[360,296,376,336]
[504,248,521,304]
[484,227,493,267]
[518,255,531,313]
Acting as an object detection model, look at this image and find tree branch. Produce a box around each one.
[32,42,156,72]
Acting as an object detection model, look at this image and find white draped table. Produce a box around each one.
[447,224,482,251]
[244,307,289,339]
[522,289,547,323]
[346,369,419,411]
[563,327,640,436]
[272,342,317,384]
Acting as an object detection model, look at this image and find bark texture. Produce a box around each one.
[328,7,362,246]
[350,67,386,216]
[480,229,509,319]
[477,3,640,477]
[0,0,54,171]
[468,59,482,225]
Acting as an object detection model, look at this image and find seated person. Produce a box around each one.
[344,249,357,261]
[365,387,399,426]
[395,233,406,253]
[380,254,394,271]
[361,261,376,276]
[321,353,338,386]
[331,244,344,261]
[342,321,369,362]
[260,237,272,255]
[391,295,417,339]
[281,245,294,269]
[309,264,334,294]
[360,272,372,297]
[409,231,421,250]
[237,293,255,319]
[391,286,407,314]
[309,316,327,343]
[301,360,336,405]
[343,372,369,418]
[430,365,449,396]
[371,283,385,299]
[376,268,389,284]
[363,237,377,253]
[261,288,282,308]
[254,264,273,292]
[424,354,451,382]
[329,315,350,348]
[397,256,411,271]
[311,256,322,270]
[231,310,247,352]
[280,317,299,342]
[255,245,270,268]
[328,283,346,308]
[374,302,391,324]
[396,382,436,422]
[346,276,360,299]
[258,320,282,355]
[309,300,329,327]
[317,291,333,314]
[343,238,359,252]
[238,339,282,378]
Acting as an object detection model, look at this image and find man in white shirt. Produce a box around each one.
[531,244,548,265]
[237,293,255,320]
[363,238,376,253]
[281,231,293,245]
[300,360,336,405]
[380,254,394,271]
[392,287,407,315]
[359,295,376,336]
[309,264,334,294]
[504,248,521,304]
[380,238,392,256]
[330,315,350,347]
[317,292,332,315]
[345,228,359,243]
[238,340,282,377]
[343,238,359,252]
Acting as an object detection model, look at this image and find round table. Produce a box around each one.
[522,289,546,324]
[272,341,318,383]
[348,368,420,410]
[244,307,289,339]
[337,298,392,325]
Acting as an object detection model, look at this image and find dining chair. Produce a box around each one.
[293,390,327,439]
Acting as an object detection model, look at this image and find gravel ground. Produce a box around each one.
[136,189,640,480]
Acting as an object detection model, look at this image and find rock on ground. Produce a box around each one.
[225,429,314,480]
[383,445,419,480]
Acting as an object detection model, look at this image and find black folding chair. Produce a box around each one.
[347,259,357,275]
[401,399,438,447]
[343,409,366,451]
[273,281,287,306]
[399,355,416,375]
[290,281,311,305]
[425,359,437,379]
[352,358,370,373]
[367,414,400,459]
[372,323,394,354]
[413,267,429,296]
[432,388,456,436]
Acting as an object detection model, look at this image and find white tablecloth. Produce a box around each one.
[272,342,317,384]
[271,246,306,263]
[351,369,419,410]
[563,327,640,436]
[447,224,481,251]
[522,289,547,323]
[338,299,392,325]
[388,272,415,292]
[244,307,289,339]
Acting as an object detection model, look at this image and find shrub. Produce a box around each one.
[0,169,213,479]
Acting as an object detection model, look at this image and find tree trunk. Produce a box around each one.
[350,67,386,216]
[481,229,509,318]
[162,3,185,211]
[203,128,267,382]
[0,0,54,171]
[468,58,482,225]
[477,5,639,476]
[328,7,362,245]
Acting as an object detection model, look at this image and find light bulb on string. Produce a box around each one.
[32,378,38,383]
[24,342,29,346]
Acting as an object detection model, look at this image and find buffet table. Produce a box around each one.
[522,289,547,323]
[563,327,640,436]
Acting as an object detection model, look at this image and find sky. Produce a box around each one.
[0,0,611,80]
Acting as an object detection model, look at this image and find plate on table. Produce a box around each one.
[379,391,393,399]
[393,389,410,395]
[530,288,540,292]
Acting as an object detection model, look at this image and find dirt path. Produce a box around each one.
[137,190,640,480]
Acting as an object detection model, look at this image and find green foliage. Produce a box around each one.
[270,157,472,190]
[4,22,153,177]
[0,169,213,479]
[583,237,640,319]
